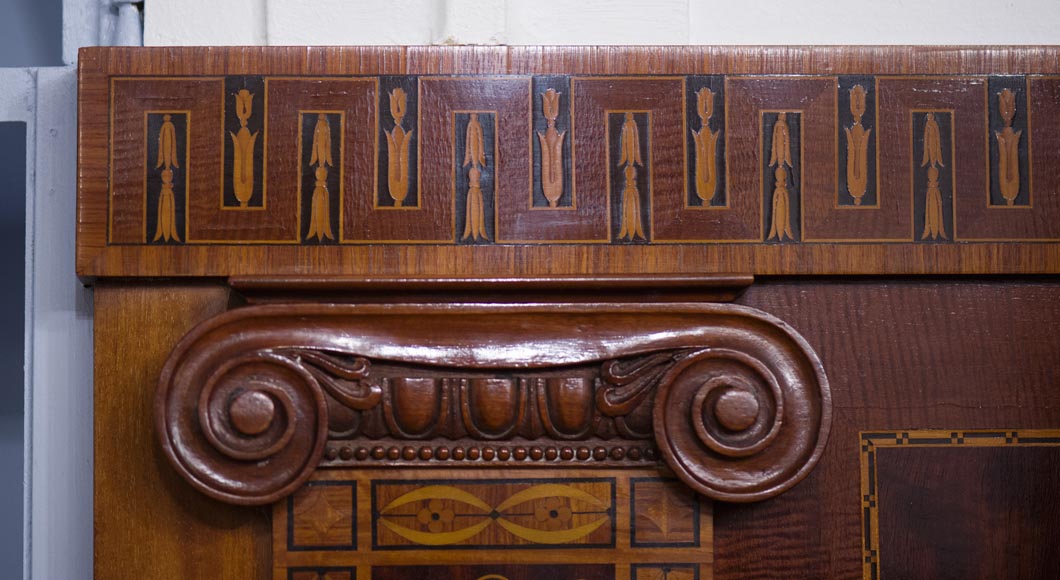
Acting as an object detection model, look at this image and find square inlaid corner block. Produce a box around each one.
[288,482,356,551]
[630,478,700,547]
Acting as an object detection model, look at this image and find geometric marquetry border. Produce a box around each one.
[859,429,1060,580]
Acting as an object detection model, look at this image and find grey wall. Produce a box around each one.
[0,0,63,576]
[0,120,25,577]
[0,0,61,67]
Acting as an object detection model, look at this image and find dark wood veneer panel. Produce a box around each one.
[876,446,1060,580]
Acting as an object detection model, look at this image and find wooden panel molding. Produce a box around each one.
[155,302,830,506]
[78,46,1060,278]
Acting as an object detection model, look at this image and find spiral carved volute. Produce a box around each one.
[156,304,830,506]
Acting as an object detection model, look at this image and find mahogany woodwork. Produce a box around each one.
[714,278,1060,580]
[81,45,1060,580]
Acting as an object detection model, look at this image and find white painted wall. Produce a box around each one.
[27,67,93,580]
[0,65,92,580]
[145,0,1060,46]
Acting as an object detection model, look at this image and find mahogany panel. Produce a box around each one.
[725,77,835,242]
[571,77,683,242]
[865,433,1060,580]
[877,77,986,242]
[417,77,530,243]
[713,278,1060,580]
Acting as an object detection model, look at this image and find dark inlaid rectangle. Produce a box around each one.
[287,481,356,552]
[145,112,187,244]
[377,75,419,209]
[630,477,701,548]
[838,76,877,208]
[299,112,342,244]
[988,76,1030,207]
[911,111,954,242]
[532,75,573,209]
[685,75,726,208]
[454,111,497,244]
[222,75,265,209]
[608,111,651,244]
[876,446,1060,580]
[761,111,802,243]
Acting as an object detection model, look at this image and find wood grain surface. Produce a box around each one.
[714,277,1060,580]
[94,283,269,580]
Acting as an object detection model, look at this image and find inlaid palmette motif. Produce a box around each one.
[537,89,566,208]
[152,114,181,242]
[156,303,830,506]
[920,112,948,240]
[994,88,1022,207]
[229,89,258,208]
[691,88,719,205]
[305,114,335,242]
[844,85,871,207]
[766,112,796,242]
[385,88,413,208]
[462,113,490,242]
[616,112,646,241]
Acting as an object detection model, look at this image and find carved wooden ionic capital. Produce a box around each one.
[156,304,830,506]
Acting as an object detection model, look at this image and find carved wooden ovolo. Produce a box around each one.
[156,303,830,506]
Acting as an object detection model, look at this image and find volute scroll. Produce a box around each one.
[156,303,830,506]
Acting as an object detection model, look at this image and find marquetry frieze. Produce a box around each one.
[98,73,1060,247]
[79,47,1060,277]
